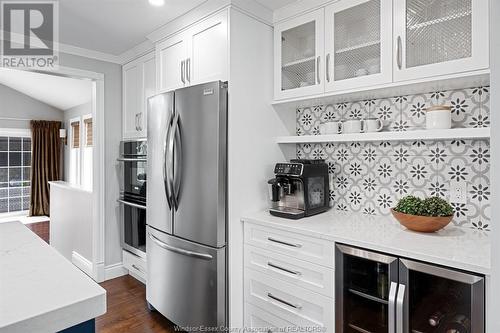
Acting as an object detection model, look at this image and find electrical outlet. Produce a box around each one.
[449,181,467,204]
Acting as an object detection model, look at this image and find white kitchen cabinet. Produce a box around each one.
[122,51,156,139]
[393,0,489,82]
[156,11,228,92]
[325,0,393,92]
[186,11,228,86]
[274,9,325,100]
[156,34,188,92]
[123,250,147,283]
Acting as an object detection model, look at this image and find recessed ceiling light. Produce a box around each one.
[149,0,165,6]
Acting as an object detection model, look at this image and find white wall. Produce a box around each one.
[0,84,64,129]
[227,8,291,327]
[49,182,93,263]
[488,0,499,330]
[59,53,123,268]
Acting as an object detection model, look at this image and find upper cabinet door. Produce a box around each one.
[325,0,392,92]
[137,53,156,138]
[123,62,141,139]
[274,9,325,100]
[156,34,187,93]
[394,0,489,82]
[186,11,228,86]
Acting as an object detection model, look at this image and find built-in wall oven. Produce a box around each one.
[118,140,147,257]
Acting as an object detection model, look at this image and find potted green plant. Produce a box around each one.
[391,196,454,233]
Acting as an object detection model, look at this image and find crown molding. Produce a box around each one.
[118,40,155,65]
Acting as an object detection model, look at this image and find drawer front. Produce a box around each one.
[244,223,334,268]
[245,269,333,331]
[245,245,334,298]
[245,303,296,332]
[123,250,147,281]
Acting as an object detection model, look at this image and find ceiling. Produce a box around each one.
[59,0,208,55]
[58,0,298,56]
[0,69,93,110]
[254,0,297,10]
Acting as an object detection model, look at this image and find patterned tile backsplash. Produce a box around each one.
[296,87,491,230]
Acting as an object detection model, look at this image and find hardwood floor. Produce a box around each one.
[97,275,178,333]
[25,221,50,243]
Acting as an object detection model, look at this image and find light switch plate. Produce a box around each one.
[449,181,467,204]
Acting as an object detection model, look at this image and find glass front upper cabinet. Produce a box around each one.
[274,9,324,100]
[325,0,393,92]
[394,0,489,81]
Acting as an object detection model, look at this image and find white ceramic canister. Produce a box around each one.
[426,106,452,129]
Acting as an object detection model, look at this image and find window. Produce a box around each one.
[84,118,93,147]
[0,131,31,214]
[68,115,93,190]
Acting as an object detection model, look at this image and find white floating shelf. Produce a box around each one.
[276,128,490,144]
[282,56,315,69]
[335,40,380,54]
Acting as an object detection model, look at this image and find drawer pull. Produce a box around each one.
[267,292,302,309]
[267,261,302,276]
[131,264,145,274]
[267,237,302,248]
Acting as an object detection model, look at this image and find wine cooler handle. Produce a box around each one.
[388,282,398,333]
[396,283,406,333]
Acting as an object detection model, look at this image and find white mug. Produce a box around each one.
[426,106,451,129]
[362,118,383,132]
[320,121,342,135]
[342,119,363,133]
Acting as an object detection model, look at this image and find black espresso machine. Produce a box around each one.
[268,159,329,219]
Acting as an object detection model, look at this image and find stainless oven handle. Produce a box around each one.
[148,232,213,261]
[396,283,406,333]
[267,237,302,248]
[116,157,147,162]
[267,292,302,309]
[117,199,146,210]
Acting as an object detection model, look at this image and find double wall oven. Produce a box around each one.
[118,140,147,257]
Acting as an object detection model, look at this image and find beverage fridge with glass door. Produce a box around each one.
[335,244,484,333]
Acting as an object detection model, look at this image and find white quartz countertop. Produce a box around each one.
[0,221,106,333]
[242,210,491,275]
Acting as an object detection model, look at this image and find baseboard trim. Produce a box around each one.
[71,251,93,278]
[104,262,128,281]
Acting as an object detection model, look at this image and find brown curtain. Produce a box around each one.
[30,120,61,216]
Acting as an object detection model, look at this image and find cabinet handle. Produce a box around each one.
[181,60,185,84]
[131,264,145,274]
[267,261,301,276]
[326,53,331,82]
[388,282,398,333]
[135,113,139,131]
[186,58,191,83]
[267,237,302,248]
[396,283,406,333]
[267,292,302,309]
[397,36,402,70]
[316,56,321,84]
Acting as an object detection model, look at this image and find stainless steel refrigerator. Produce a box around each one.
[146,81,227,329]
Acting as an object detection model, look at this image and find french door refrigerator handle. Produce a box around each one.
[172,113,182,207]
[396,283,406,333]
[163,113,173,209]
[169,112,180,209]
[388,282,398,333]
[147,232,213,260]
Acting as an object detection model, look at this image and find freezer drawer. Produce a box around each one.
[146,226,226,328]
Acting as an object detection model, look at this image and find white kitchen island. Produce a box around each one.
[0,221,106,333]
